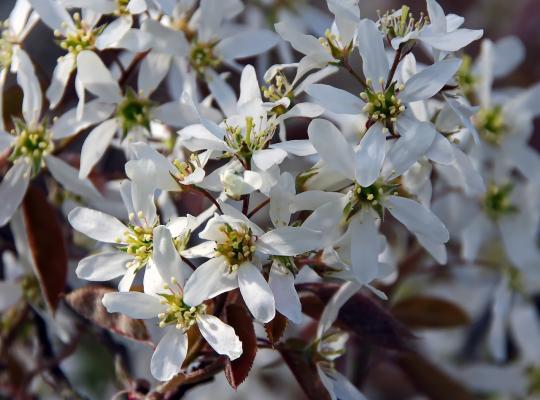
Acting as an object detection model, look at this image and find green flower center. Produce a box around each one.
[483,182,518,220]
[189,41,220,75]
[476,106,506,145]
[114,0,131,16]
[116,89,153,136]
[344,181,400,221]
[9,122,54,175]
[361,82,405,131]
[56,13,100,56]
[378,5,429,41]
[158,291,206,332]
[456,55,477,98]
[216,223,256,271]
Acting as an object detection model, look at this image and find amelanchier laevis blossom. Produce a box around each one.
[103,225,242,381]
[182,205,323,323]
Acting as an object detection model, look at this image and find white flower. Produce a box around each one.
[68,180,204,292]
[102,226,242,381]
[306,118,449,280]
[183,204,323,323]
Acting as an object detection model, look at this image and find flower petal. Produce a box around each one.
[354,123,385,186]
[197,314,242,360]
[306,84,364,115]
[0,162,31,227]
[68,206,128,243]
[79,118,118,178]
[150,328,188,381]
[257,226,323,256]
[76,252,132,281]
[153,225,192,287]
[76,50,122,102]
[357,19,389,84]
[238,262,275,323]
[102,291,165,319]
[268,264,302,323]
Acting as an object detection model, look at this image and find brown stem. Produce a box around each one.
[247,198,270,218]
[385,45,403,89]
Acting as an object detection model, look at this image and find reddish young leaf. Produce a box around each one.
[22,186,68,313]
[298,283,414,351]
[65,285,151,343]
[392,296,471,329]
[224,304,257,389]
[395,352,475,400]
[279,340,331,400]
[265,312,288,345]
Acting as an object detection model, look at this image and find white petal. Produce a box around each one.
[179,124,229,153]
[306,84,364,115]
[46,54,75,108]
[151,328,187,381]
[51,100,114,139]
[46,155,102,200]
[317,281,361,338]
[79,118,118,178]
[138,53,171,97]
[278,102,324,122]
[350,212,379,284]
[140,18,188,56]
[206,70,237,117]
[153,226,192,287]
[238,263,275,323]
[461,213,493,262]
[216,30,278,61]
[143,259,166,295]
[118,267,137,292]
[238,64,261,107]
[102,291,166,319]
[68,207,128,243]
[197,314,242,360]
[95,16,132,50]
[13,48,42,126]
[76,50,122,102]
[183,257,239,306]
[28,0,74,33]
[0,162,31,227]
[401,59,462,103]
[0,129,15,153]
[426,133,454,165]
[420,29,483,52]
[270,139,316,156]
[308,119,355,180]
[76,252,132,281]
[386,195,449,243]
[252,148,287,171]
[493,36,525,78]
[269,264,302,323]
[357,19,388,84]
[257,227,323,256]
[354,123,385,187]
[499,213,540,270]
[386,121,436,178]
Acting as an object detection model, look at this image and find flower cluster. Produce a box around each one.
[1,0,540,399]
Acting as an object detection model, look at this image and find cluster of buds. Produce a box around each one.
[262,73,293,116]
[216,223,256,272]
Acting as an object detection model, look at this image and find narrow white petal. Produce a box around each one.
[306,84,364,115]
[46,155,102,200]
[238,263,275,323]
[217,30,278,61]
[317,281,361,338]
[151,328,188,381]
[401,59,462,103]
[102,291,165,319]
[206,70,237,117]
[461,213,493,262]
[76,252,132,281]
[197,314,242,360]
[350,213,379,284]
[46,54,75,108]
[0,162,31,227]
[387,196,449,243]
[354,123,385,187]
[257,227,323,256]
[153,225,192,287]
[51,100,114,139]
[183,257,238,306]
[308,119,355,180]
[357,19,389,84]
[76,50,122,102]
[79,118,118,178]
[269,265,302,323]
[68,207,128,243]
